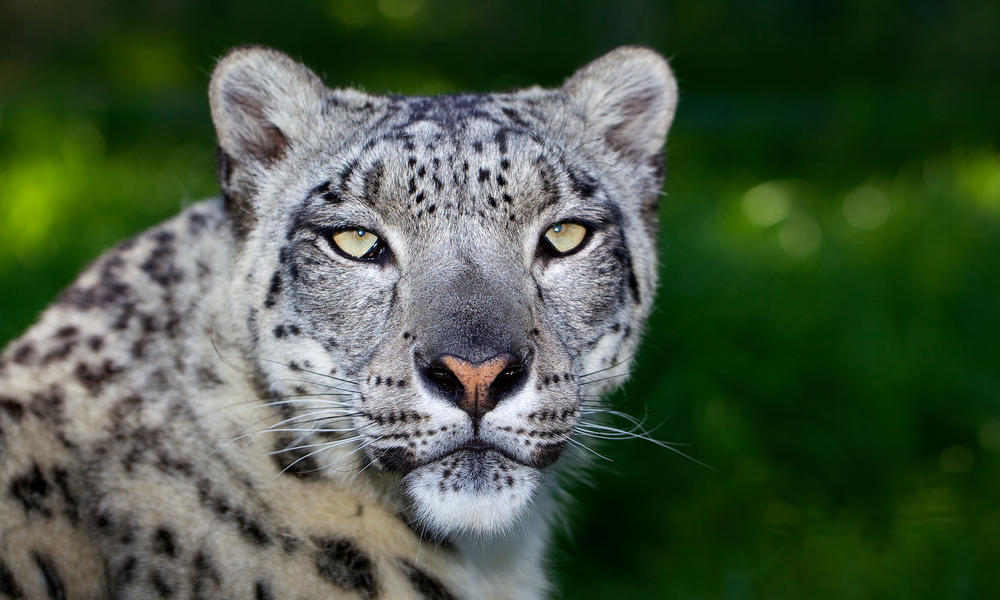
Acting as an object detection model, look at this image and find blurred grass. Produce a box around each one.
[1,0,998,597]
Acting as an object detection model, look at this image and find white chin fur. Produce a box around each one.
[403,451,541,536]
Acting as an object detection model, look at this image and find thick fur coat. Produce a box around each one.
[0,46,676,599]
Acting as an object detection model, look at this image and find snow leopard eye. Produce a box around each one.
[541,222,590,256]
[328,227,386,261]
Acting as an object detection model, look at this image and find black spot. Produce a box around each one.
[195,478,272,546]
[607,203,641,303]
[313,537,379,599]
[114,555,138,586]
[493,128,510,154]
[477,168,490,183]
[264,272,282,308]
[74,359,123,396]
[197,366,224,387]
[33,553,65,600]
[427,205,437,214]
[150,569,174,598]
[612,244,641,303]
[255,580,274,600]
[501,107,530,127]
[339,159,359,193]
[54,326,78,339]
[192,550,222,598]
[496,173,507,187]
[487,197,497,208]
[188,210,210,234]
[309,179,332,197]
[402,560,458,600]
[407,156,417,168]
[500,158,510,171]
[0,396,24,421]
[363,160,385,200]
[414,191,425,204]
[12,343,35,365]
[568,169,598,198]
[9,464,50,517]
[273,325,286,339]
[141,230,183,288]
[472,141,483,153]
[0,558,23,598]
[40,340,76,365]
[153,526,178,557]
[51,468,79,524]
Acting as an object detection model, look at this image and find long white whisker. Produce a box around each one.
[255,357,360,387]
[576,354,635,380]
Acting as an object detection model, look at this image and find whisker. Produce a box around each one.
[571,425,715,471]
[236,407,359,437]
[274,378,361,394]
[266,435,365,456]
[256,357,360,387]
[576,354,635,380]
[576,373,629,387]
[563,436,613,462]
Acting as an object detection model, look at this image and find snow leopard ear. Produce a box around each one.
[209,45,326,167]
[564,46,678,162]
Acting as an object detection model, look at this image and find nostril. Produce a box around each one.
[489,361,528,400]
[420,362,463,403]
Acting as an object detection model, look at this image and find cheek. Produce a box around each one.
[291,250,401,363]
[536,250,628,345]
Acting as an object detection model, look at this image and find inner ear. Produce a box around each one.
[220,82,290,163]
[564,46,678,161]
[209,45,326,166]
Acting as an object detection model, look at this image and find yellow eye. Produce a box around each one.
[330,228,381,259]
[543,222,588,254]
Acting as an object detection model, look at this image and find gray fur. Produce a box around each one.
[0,45,676,598]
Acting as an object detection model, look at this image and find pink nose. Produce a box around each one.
[438,353,513,420]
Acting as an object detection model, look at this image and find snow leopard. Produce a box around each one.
[0,44,677,599]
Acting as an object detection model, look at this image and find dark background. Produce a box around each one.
[2,1,999,597]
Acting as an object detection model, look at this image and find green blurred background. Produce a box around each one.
[2,0,999,597]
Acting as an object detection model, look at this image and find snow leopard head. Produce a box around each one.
[209,45,677,536]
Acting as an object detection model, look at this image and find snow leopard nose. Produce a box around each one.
[420,352,529,429]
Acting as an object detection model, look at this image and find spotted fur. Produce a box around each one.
[0,45,677,598]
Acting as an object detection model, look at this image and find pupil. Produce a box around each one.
[552,223,563,233]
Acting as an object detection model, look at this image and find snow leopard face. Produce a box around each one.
[209,46,676,536]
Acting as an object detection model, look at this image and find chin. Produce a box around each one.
[402,449,543,537]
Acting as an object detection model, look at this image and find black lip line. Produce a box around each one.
[425,439,529,468]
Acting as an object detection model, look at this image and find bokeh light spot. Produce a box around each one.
[978,420,1000,451]
[954,151,1000,211]
[741,181,792,227]
[376,0,423,20]
[843,185,890,230]
[938,445,975,473]
[328,0,376,27]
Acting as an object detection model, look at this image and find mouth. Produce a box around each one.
[433,438,525,467]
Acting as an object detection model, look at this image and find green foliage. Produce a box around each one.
[1,1,997,597]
